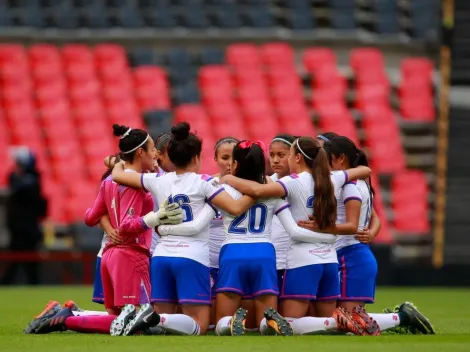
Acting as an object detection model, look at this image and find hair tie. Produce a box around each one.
[120,128,132,139]
[239,140,266,152]
[122,134,150,154]
[271,137,293,146]
[296,138,313,160]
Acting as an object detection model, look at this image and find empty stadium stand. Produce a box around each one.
[0,39,436,247]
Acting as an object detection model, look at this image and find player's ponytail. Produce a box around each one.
[232,140,267,184]
[294,137,337,230]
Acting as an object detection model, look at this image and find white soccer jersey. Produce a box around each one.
[219,185,288,247]
[334,179,372,251]
[209,178,225,268]
[270,173,289,270]
[277,170,348,268]
[142,172,222,266]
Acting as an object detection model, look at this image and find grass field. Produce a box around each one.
[0,286,469,352]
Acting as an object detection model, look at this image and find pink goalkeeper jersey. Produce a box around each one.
[84,171,154,256]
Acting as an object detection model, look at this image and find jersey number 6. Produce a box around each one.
[228,204,268,235]
[168,194,193,222]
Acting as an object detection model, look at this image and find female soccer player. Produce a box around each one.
[220,137,372,335]
[268,134,296,290]
[209,137,239,329]
[110,122,254,336]
[155,132,175,173]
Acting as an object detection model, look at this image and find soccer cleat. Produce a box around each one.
[110,304,137,336]
[352,305,381,336]
[333,306,367,336]
[24,301,61,334]
[123,303,160,336]
[64,300,83,312]
[35,307,74,334]
[230,308,247,336]
[264,308,293,336]
[397,302,435,335]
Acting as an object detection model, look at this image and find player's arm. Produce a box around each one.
[276,203,336,244]
[111,161,143,189]
[344,166,371,183]
[99,215,121,244]
[210,191,253,216]
[158,203,216,237]
[84,182,108,227]
[118,189,152,235]
[220,175,285,198]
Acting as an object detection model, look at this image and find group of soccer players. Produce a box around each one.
[24,121,435,337]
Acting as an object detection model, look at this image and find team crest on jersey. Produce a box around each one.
[127,207,135,216]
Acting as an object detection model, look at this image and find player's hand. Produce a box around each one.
[159,199,184,225]
[355,228,374,244]
[297,215,319,231]
[219,174,234,185]
[108,228,122,244]
[104,154,120,168]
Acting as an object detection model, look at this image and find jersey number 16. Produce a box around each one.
[168,194,193,222]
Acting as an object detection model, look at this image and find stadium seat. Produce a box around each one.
[226,43,261,69]
[260,43,295,67]
[128,47,160,67]
[303,47,336,73]
[349,48,384,73]
[199,47,225,66]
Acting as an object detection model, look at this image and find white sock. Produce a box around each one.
[259,317,276,335]
[158,314,201,335]
[288,317,337,335]
[72,310,108,317]
[368,313,400,331]
[215,316,232,336]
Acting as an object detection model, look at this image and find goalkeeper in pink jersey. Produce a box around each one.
[32,125,183,336]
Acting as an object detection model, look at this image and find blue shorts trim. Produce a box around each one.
[150,256,211,305]
[337,243,377,304]
[281,263,340,301]
[92,257,104,304]
[216,243,278,298]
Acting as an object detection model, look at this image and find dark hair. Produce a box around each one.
[113,124,149,163]
[214,137,239,158]
[271,134,295,148]
[293,137,337,230]
[232,141,266,184]
[101,154,121,181]
[167,122,202,168]
[324,136,375,196]
[317,132,338,143]
[155,133,171,152]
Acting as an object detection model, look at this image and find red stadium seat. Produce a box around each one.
[31,62,64,85]
[311,88,345,109]
[401,58,433,81]
[133,66,167,84]
[313,66,347,91]
[198,65,232,89]
[271,85,305,108]
[65,62,97,85]
[207,102,241,122]
[102,85,134,103]
[94,44,127,64]
[73,99,106,122]
[35,81,68,107]
[279,118,316,137]
[303,48,336,73]
[29,44,61,64]
[0,44,27,64]
[174,104,208,123]
[265,66,299,87]
[1,82,32,106]
[202,87,234,107]
[212,119,246,140]
[260,43,294,67]
[226,43,261,68]
[135,81,171,111]
[62,44,94,64]
[0,61,30,85]
[232,67,265,88]
[349,48,384,73]
[400,98,435,121]
[68,79,101,104]
[242,100,276,122]
[107,100,141,126]
[354,85,390,110]
[6,102,37,124]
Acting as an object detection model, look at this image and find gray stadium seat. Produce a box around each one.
[143,7,176,28]
[128,47,161,66]
[175,83,200,104]
[289,9,315,30]
[144,110,173,136]
[118,6,144,27]
[214,5,243,28]
[200,47,225,65]
[245,6,274,28]
[331,11,356,30]
[183,4,209,29]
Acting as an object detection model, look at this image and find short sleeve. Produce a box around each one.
[342,183,362,204]
[330,170,348,190]
[277,174,298,198]
[223,185,241,200]
[141,173,160,194]
[202,177,224,201]
[274,198,290,215]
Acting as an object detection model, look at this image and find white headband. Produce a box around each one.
[271,137,293,146]
[120,128,132,139]
[317,135,330,142]
[122,134,150,154]
[296,138,313,160]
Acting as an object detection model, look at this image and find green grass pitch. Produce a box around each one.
[0,286,469,352]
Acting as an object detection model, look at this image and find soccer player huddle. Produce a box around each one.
[24,122,435,337]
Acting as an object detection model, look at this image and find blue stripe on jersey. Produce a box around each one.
[346,180,357,185]
[207,188,223,201]
[276,180,288,197]
[201,174,214,182]
[344,196,362,204]
[275,204,291,215]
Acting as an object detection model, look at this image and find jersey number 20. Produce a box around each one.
[228,204,267,234]
[168,194,193,222]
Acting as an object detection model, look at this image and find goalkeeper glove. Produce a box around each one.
[143,199,183,228]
